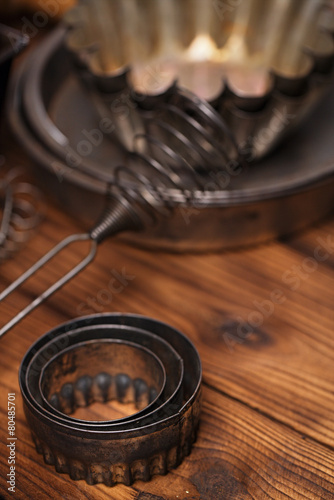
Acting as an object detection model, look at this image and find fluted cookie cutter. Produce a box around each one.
[19,313,202,486]
[22,24,240,183]
[64,0,334,160]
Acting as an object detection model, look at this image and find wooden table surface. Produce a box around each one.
[1,47,334,500]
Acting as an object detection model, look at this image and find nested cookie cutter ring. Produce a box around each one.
[19,314,202,486]
[27,325,185,428]
[40,339,168,422]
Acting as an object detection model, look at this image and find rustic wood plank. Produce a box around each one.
[101,226,334,449]
[1,104,334,497]
[1,205,334,453]
[2,359,334,500]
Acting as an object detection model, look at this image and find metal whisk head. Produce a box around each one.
[0,85,242,338]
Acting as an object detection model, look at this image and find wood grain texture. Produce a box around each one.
[1,36,334,498]
[0,198,334,499]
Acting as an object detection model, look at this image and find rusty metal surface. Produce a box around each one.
[19,314,202,487]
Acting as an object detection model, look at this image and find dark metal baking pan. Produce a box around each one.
[7,27,334,252]
[0,23,28,124]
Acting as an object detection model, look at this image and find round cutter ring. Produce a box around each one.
[19,314,202,487]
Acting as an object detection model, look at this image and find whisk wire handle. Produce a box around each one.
[0,234,97,339]
[0,193,143,339]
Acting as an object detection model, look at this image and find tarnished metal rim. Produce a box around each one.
[25,325,185,429]
[39,338,168,425]
[19,314,202,486]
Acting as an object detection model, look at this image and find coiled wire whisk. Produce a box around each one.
[0,88,242,338]
[0,169,41,262]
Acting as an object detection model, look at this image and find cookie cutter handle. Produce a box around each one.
[0,234,97,339]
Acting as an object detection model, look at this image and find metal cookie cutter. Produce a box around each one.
[19,314,202,486]
[64,0,334,160]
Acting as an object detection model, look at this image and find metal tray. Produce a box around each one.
[0,24,28,125]
[7,27,334,252]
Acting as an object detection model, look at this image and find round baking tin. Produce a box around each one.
[8,27,334,251]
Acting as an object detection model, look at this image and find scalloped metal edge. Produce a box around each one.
[28,397,200,487]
